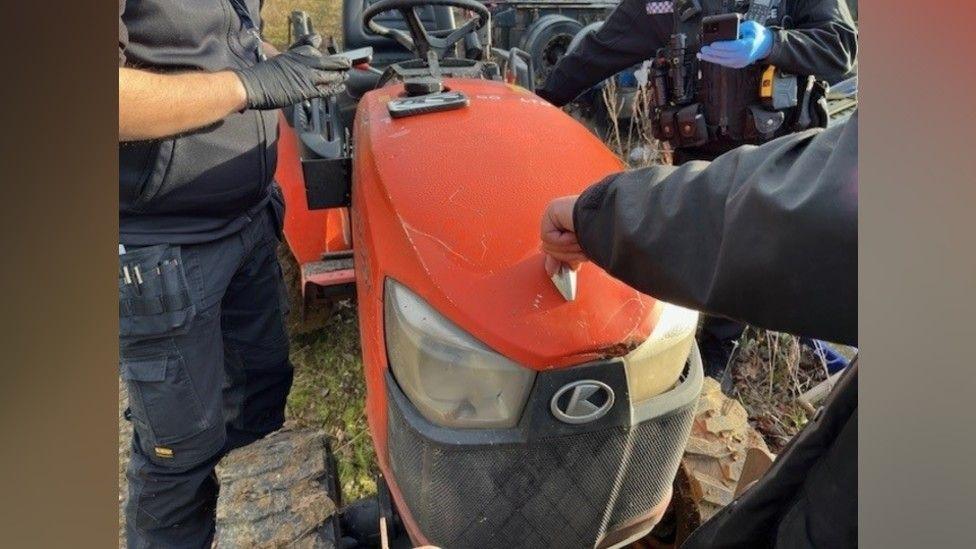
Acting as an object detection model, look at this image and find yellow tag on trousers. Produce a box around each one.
[155,446,174,458]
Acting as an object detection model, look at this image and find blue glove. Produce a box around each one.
[698,20,774,69]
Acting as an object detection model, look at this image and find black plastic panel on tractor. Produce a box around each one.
[302,157,352,209]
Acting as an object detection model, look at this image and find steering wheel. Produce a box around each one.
[362,0,491,61]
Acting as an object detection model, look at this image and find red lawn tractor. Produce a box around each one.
[275,2,703,547]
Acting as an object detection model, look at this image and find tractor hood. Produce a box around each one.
[353,79,657,370]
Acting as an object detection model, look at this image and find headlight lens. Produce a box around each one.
[623,302,699,403]
[384,279,535,429]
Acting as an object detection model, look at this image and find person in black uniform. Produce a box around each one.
[118,1,349,546]
[537,0,857,377]
[541,112,857,547]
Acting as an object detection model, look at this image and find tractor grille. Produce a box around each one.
[387,395,695,548]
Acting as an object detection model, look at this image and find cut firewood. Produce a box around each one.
[668,377,772,546]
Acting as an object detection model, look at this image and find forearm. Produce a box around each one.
[764,1,858,82]
[574,113,859,345]
[118,68,247,141]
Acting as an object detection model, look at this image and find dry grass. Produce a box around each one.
[262,0,344,49]
[599,78,669,167]
[727,328,832,452]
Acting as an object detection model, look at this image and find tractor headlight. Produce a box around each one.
[384,279,535,429]
[622,302,699,403]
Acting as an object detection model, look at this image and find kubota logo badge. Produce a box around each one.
[550,380,615,424]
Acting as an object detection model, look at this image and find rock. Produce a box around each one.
[215,427,339,549]
[119,382,132,548]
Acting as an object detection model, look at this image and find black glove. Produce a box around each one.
[234,35,352,110]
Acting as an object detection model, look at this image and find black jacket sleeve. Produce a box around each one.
[766,0,858,83]
[536,0,671,106]
[574,112,858,345]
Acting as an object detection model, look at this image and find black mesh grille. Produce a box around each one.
[604,410,695,532]
[388,398,695,548]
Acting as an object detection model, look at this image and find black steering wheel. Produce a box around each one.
[362,0,491,61]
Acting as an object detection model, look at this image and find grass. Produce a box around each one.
[727,328,833,452]
[277,242,377,502]
[262,0,344,50]
[285,300,377,501]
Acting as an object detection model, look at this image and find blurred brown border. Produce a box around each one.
[0,1,973,548]
[859,2,976,547]
[0,2,118,547]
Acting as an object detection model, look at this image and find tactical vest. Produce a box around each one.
[651,0,828,150]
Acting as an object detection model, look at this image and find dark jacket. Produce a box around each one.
[119,0,277,245]
[573,112,858,547]
[540,0,857,107]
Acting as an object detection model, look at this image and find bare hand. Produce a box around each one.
[541,195,588,275]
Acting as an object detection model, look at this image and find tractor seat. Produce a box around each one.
[342,0,456,68]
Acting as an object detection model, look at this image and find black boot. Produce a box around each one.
[699,316,745,381]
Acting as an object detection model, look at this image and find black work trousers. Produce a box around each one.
[119,204,293,548]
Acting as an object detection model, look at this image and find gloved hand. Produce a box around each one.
[698,20,774,69]
[234,34,352,110]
